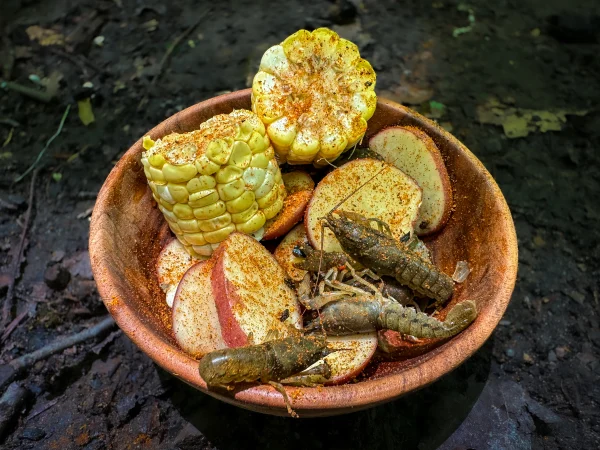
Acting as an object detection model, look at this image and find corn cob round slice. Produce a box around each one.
[251,27,377,166]
[141,110,285,258]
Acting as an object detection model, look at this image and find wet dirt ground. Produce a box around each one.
[1,0,599,448]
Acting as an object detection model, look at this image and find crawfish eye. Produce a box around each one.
[293,246,306,258]
[400,232,411,243]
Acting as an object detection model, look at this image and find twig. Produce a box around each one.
[0,198,17,211]
[0,118,20,127]
[0,382,28,440]
[1,309,29,343]
[0,80,53,103]
[151,9,211,86]
[1,169,38,328]
[49,48,105,75]
[14,104,70,183]
[0,316,116,391]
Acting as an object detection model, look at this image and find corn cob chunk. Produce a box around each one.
[251,28,377,166]
[141,110,286,257]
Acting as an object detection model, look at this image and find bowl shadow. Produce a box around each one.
[165,338,493,450]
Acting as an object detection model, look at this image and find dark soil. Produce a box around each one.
[1,0,599,449]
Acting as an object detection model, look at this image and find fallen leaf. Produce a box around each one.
[14,46,33,59]
[77,98,96,126]
[141,19,159,32]
[26,25,65,46]
[476,97,588,138]
[41,71,63,98]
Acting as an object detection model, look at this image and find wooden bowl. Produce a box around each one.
[89,89,517,417]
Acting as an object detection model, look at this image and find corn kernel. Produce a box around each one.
[184,233,207,246]
[235,211,266,233]
[262,194,284,220]
[254,170,276,199]
[159,198,174,211]
[173,203,194,220]
[250,152,269,169]
[159,206,177,222]
[256,182,279,208]
[148,153,166,168]
[169,222,182,234]
[187,175,216,193]
[188,189,219,208]
[215,165,243,184]
[178,219,200,233]
[195,155,220,175]
[242,167,266,191]
[198,213,232,232]
[167,183,189,203]
[156,184,176,204]
[267,117,296,148]
[229,141,252,168]
[193,200,226,220]
[192,244,214,256]
[149,166,166,183]
[231,202,259,224]
[217,178,245,201]
[203,224,236,244]
[143,135,156,150]
[226,190,255,213]
[162,163,198,183]
[206,139,232,165]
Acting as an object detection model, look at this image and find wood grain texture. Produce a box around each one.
[89,90,518,417]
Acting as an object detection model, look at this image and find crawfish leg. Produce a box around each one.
[378,300,477,339]
[267,381,298,418]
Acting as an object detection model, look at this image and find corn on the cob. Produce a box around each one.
[251,28,377,166]
[141,110,285,257]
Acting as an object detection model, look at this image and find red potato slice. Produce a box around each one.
[369,126,453,236]
[304,333,378,385]
[156,238,203,307]
[211,232,302,347]
[305,159,422,254]
[172,259,227,358]
[377,329,442,359]
[263,171,315,240]
[273,224,309,282]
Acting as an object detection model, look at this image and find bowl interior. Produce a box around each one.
[90,89,517,417]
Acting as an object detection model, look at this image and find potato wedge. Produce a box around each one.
[305,159,422,254]
[156,238,203,307]
[273,224,309,282]
[211,232,302,347]
[263,171,314,240]
[369,126,453,235]
[172,259,226,357]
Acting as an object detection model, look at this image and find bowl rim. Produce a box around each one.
[90,88,518,416]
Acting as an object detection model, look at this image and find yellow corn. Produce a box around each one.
[142,110,285,257]
[251,28,377,166]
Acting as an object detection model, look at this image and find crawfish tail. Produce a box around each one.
[305,297,382,335]
[378,300,477,339]
[393,254,454,303]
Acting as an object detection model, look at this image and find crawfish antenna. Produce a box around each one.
[328,160,391,214]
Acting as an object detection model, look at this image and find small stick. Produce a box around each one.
[1,80,53,103]
[1,169,38,327]
[151,9,211,86]
[1,308,29,343]
[14,105,70,183]
[0,382,28,440]
[0,118,20,127]
[0,316,116,391]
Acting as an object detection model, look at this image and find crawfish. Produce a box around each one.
[198,334,333,417]
[307,296,477,339]
[304,262,476,339]
[320,210,455,305]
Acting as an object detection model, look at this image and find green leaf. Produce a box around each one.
[52,172,62,182]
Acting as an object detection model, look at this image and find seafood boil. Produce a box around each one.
[143,28,478,416]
